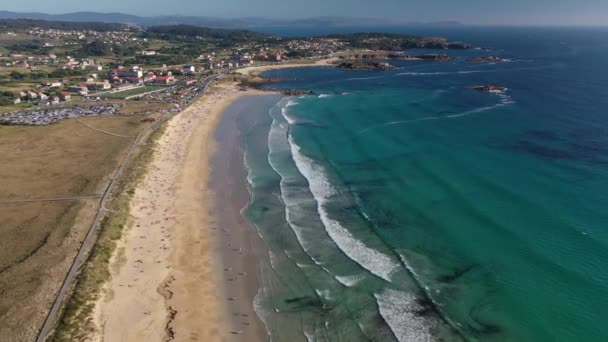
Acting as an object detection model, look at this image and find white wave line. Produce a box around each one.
[346,76,384,81]
[375,289,433,342]
[357,92,515,134]
[396,70,495,76]
[287,134,400,282]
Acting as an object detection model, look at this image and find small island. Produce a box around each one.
[467,55,510,63]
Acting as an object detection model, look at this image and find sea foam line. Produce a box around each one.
[397,70,494,76]
[346,76,384,81]
[267,111,325,267]
[287,134,400,282]
[375,289,433,342]
[357,92,515,134]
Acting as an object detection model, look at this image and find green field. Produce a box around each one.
[102,86,166,99]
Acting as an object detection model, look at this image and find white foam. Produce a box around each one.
[357,90,516,134]
[267,114,326,268]
[357,117,439,134]
[243,147,255,187]
[335,274,364,287]
[279,100,303,125]
[287,135,400,282]
[303,329,315,342]
[268,250,281,270]
[315,289,333,301]
[281,106,297,125]
[253,287,273,342]
[375,289,433,342]
[346,76,383,81]
[397,70,493,76]
[497,92,515,105]
[318,94,333,98]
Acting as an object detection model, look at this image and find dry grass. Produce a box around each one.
[119,100,173,115]
[50,118,169,341]
[0,115,146,341]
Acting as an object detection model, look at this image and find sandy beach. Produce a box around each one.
[89,58,338,342]
[90,82,273,342]
[237,57,338,76]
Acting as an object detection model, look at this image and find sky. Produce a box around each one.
[0,0,607,26]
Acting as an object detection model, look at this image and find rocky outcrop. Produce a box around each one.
[281,89,314,96]
[446,41,472,49]
[467,55,509,63]
[337,60,396,71]
[414,53,451,61]
[341,52,450,62]
[468,85,508,93]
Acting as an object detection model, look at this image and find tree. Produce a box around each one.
[80,40,111,57]
[10,71,24,80]
[0,91,16,106]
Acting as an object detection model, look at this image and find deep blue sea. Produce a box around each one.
[237,26,608,341]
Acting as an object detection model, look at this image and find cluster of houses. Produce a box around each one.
[196,50,282,70]
[12,88,71,106]
[285,38,344,55]
[26,28,136,45]
[1,53,103,71]
[64,57,103,71]
[1,53,57,68]
[105,65,198,87]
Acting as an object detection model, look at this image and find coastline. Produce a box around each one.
[87,58,338,342]
[209,94,284,341]
[89,82,275,341]
[237,57,338,76]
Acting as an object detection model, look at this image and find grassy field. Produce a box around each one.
[102,86,166,99]
[51,118,168,341]
[0,116,148,341]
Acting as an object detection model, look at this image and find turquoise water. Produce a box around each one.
[240,27,608,341]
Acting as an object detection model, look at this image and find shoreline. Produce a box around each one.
[88,58,327,341]
[89,82,275,341]
[209,94,284,341]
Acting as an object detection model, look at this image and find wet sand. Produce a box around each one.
[209,94,284,341]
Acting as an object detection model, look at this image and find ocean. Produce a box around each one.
[235,26,608,341]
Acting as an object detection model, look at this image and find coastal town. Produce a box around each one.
[0,0,605,340]
[0,19,479,126]
[0,17,482,342]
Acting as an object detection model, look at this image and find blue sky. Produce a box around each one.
[1,0,607,25]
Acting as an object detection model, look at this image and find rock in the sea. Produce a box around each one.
[446,42,472,49]
[468,85,508,93]
[467,55,510,63]
[281,89,314,96]
[414,53,451,61]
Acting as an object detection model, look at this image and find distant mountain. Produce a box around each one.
[406,20,463,26]
[0,11,462,29]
